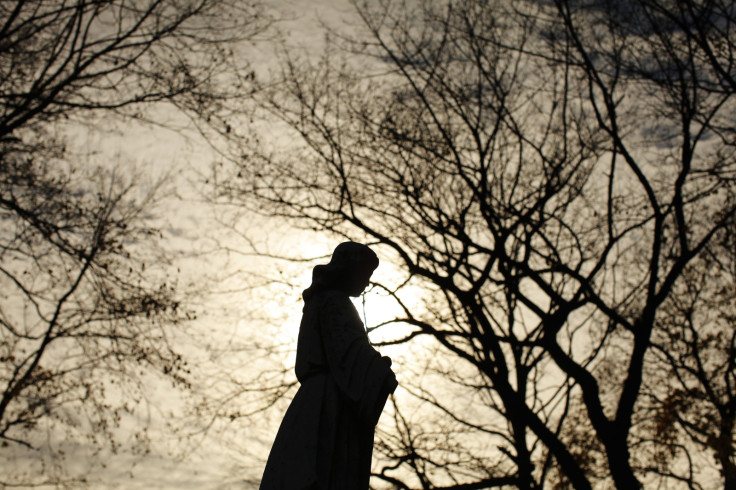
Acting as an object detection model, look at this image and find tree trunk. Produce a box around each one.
[713,417,736,489]
[606,436,641,489]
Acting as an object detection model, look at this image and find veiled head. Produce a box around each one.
[304,242,379,300]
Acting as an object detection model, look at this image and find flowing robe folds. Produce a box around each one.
[260,290,398,490]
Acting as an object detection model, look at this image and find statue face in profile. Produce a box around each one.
[343,261,374,297]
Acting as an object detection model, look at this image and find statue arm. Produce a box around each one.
[319,292,397,425]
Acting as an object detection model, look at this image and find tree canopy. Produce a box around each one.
[0,0,270,485]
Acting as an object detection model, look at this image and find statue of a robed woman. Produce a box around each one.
[260,242,398,490]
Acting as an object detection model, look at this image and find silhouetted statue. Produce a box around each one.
[260,242,398,490]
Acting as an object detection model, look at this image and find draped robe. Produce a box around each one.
[260,290,397,490]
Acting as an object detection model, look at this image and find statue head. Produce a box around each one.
[303,242,379,301]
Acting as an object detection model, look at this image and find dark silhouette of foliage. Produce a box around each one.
[0,0,270,485]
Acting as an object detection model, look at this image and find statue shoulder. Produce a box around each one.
[310,289,350,308]
[311,290,363,328]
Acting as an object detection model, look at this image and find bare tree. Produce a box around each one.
[213,0,736,488]
[1,138,183,463]
[0,0,271,485]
